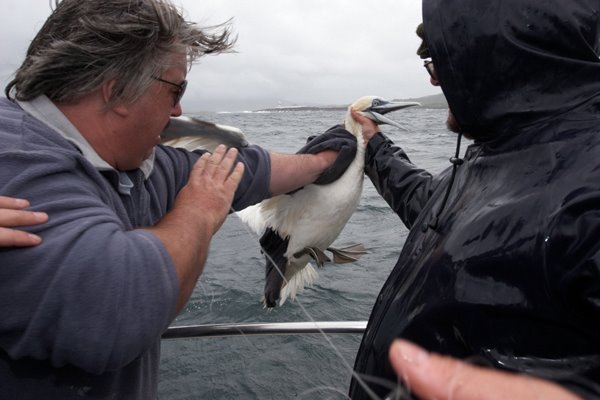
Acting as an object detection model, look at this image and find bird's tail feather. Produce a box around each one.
[279,263,319,306]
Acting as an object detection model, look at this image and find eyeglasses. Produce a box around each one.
[423,59,436,79]
[152,76,187,106]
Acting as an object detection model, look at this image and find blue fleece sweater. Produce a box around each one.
[0,97,271,399]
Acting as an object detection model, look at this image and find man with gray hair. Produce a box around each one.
[0,0,361,398]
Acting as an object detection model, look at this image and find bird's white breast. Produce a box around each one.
[259,142,365,257]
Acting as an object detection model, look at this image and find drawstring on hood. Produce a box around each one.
[426,132,464,231]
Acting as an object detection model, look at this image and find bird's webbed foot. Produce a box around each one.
[326,243,368,263]
[293,247,331,268]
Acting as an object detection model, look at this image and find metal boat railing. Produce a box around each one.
[162,320,367,339]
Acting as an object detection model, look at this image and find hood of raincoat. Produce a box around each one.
[424,0,600,141]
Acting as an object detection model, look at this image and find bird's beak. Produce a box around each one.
[363,100,420,130]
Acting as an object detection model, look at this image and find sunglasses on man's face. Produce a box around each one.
[153,76,187,106]
[423,59,436,79]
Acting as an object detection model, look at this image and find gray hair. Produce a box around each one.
[5,0,235,108]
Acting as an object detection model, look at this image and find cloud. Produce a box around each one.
[0,0,440,112]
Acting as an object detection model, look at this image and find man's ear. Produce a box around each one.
[102,79,129,117]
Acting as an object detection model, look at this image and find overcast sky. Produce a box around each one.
[0,0,440,112]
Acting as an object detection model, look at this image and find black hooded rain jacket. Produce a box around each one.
[350,0,600,398]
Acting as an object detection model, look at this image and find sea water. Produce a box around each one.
[159,107,457,399]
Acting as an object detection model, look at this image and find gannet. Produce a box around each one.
[235,96,420,307]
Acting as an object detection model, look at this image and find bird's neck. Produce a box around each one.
[344,117,367,152]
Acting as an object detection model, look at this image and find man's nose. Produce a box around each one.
[171,102,183,117]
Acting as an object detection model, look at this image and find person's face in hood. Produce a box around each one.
[422,0,600,141]
[424,59,462,135]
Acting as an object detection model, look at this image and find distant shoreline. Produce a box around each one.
[188,93,447,114]
[255,93,447,112]
[256,105,348,112]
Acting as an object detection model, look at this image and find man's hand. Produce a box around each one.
[388,339,582,400]
[150,145,244,313]
[269,126,356,194]
[296,125,357,185]
[175,145,244,234]
[351,109,380,144]
[0,196,48,247]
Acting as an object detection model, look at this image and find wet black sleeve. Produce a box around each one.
[364,132,441,229]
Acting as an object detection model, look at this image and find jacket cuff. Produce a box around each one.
[366,132,392,165]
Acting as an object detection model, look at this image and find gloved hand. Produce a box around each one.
[296,124,357,185]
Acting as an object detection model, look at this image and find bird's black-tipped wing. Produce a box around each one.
[260,228,289,307]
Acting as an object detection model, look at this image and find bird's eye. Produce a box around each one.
[371,99,383,107]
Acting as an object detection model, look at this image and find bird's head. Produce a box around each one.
[346,96,420,132]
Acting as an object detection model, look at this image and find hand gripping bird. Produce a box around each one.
[235,96,419,308]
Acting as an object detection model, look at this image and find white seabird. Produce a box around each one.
[236,96,419,307]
